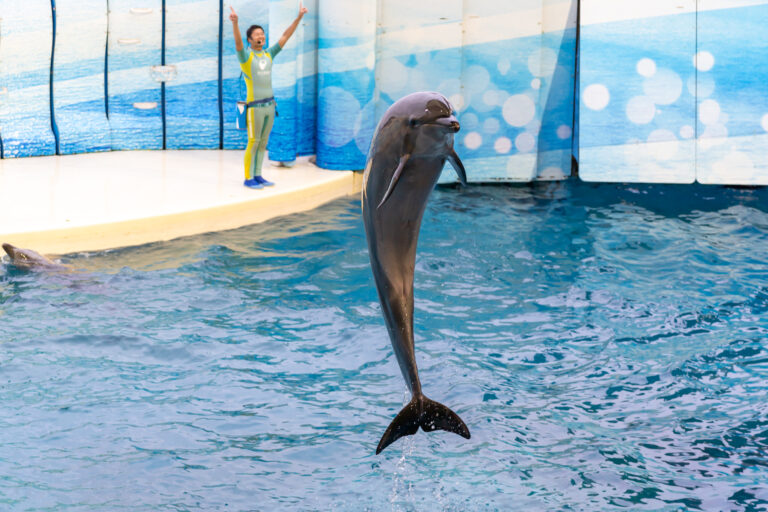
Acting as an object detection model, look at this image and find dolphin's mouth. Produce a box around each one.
[430,117,460,133]
[2,243,14,257]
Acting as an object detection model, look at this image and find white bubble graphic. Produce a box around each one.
[464,132,482,150]
[483,89,507,107]
[377,58,409,96]
[464,65,490,96]
[497,57,511,76]
[761,114,768,132]
[680,125,695,139]
[515,132,536,153]
[694,51,715,72]
[449,94,465,112]
[531,78,541,90]
[461,112,479,131]
[556,125,572,139]
[643,69,682,105]
[528,47,558,78]
[636,58,656,77]
[583,84,610,111]
[699,99,721,125]
[494,137,512,154]
[626,96,655,125]
[483,118,500,134]
[502,94,536,127]
[687,75,715,98]
[438,78,462,98]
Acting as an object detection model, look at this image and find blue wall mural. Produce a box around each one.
[107,1,163,150]
[0,1,57,158]
[1,0,767,185]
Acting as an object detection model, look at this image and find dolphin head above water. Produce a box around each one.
[365,92,467,209]
[2,243,66,270]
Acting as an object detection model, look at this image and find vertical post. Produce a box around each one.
[50,0,60,155]
[218,0,224,149]
[161,0,166,149]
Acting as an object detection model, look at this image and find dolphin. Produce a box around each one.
[2,243,69,270]
[362,91,470,454]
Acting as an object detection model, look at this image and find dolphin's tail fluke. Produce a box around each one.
[375,394,470,454]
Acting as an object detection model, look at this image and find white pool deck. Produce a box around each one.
[0,150,363,255]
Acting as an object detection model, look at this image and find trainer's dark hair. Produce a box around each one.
[246,25,264,41]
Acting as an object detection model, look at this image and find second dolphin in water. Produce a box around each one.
[2,243,70,271]
[362,92,470,454]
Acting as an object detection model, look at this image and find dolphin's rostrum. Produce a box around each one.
[2,243,69,270]
[362,91,470,454]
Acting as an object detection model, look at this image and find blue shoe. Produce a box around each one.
[254,175,274,187]
[244,179,263,189]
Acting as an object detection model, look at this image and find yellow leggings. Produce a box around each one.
[244,103,276,180]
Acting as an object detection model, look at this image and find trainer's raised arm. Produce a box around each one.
[229,6,243,52]
[277,2,308,49]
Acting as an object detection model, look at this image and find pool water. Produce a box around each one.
[1,182,767,511]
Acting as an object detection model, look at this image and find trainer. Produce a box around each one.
[229,3,307,188]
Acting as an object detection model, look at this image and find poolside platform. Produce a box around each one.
[0,150,363,255]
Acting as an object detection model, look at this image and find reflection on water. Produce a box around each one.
[1,181,767,510]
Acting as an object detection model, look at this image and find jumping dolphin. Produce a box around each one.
[2,243,69,270]
[362,91,470,454]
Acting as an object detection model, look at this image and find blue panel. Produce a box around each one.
[53,0,110,154]
[222,1,269,150]
[165,0,221,149]
[0,1,57,157]
[536,0,577,180]
[579,3,696,183]
[376,0,462,180]
[296,0,317,157]
[696,2,768,185]
[107,1,163,150]
[266,0,298,163]
[316,0,376,170]
[458,0,544,182]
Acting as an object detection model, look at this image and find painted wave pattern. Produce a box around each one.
[0,0,576,180]
[579,4,768,184]
[2,1,767,184]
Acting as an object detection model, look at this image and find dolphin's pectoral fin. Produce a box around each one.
[447,149,467,186]
[376,395,471,454]
[377,153,410,209]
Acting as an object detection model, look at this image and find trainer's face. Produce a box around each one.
[248,28,265,49]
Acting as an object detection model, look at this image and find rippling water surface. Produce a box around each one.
[1,182,767,511]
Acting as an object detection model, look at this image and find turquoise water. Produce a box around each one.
[1,182,767,511]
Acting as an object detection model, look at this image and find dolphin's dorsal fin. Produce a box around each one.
[447,148,467,186]
[377,153,410,209]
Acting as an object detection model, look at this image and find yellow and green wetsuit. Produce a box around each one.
[237,43,282,180]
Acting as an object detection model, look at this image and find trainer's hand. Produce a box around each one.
[229,6,238,23]
[299,2,307,16]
